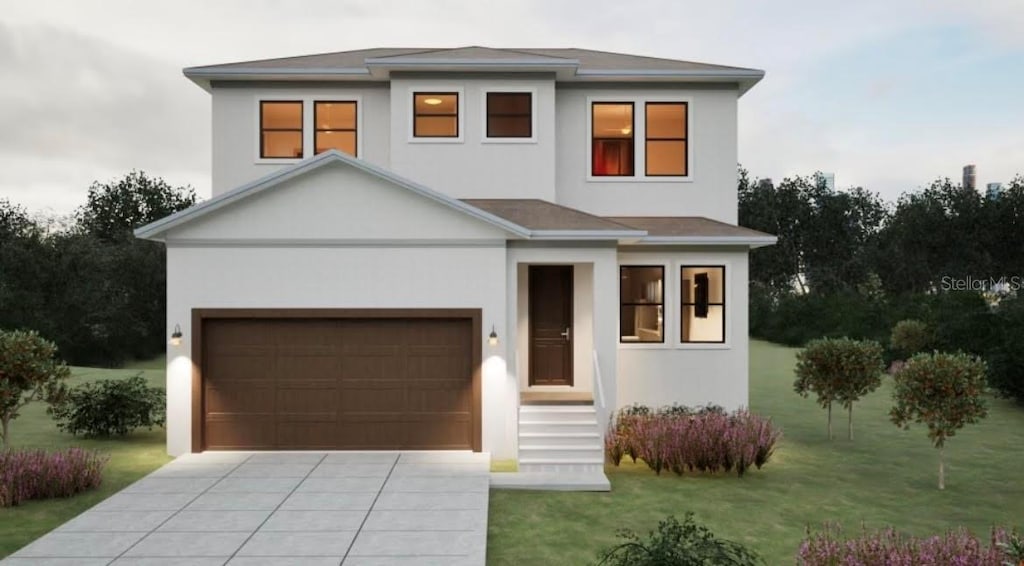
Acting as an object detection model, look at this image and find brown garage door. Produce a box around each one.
[200,313,477,451]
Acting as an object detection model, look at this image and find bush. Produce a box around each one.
[598,513,763,566]
[49,375,165,437]
[606,405,780,477]
[797,523,1010,565]
[0,448,108,506]
[986,294,1024,403]
[890,318,932,358]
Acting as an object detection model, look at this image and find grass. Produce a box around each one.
[486,340,1024,565]
[0,357,171,558]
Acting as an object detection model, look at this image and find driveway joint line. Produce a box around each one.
[224,452,329,562]
[108,453,254,562]
[339,452,402,565]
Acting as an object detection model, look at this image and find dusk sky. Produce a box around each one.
[2,0,1022,214]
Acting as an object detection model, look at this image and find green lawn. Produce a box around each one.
[0,358,171,558]
[487,340,1024,565]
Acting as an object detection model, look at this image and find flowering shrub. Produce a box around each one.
[0,448,108,507]
[606,405,780,477]
[797,523,1012,565]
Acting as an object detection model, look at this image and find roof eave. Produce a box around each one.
[634,235,778,248]
[572,68,765,94]
[527,229,648,241]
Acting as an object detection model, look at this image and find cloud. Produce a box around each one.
[0,22,209,211]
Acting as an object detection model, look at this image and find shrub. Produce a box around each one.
[891,318,932,359]
[598,513,763,566]
[891,352,988,490]
[794,337,884,440]
[0,448,108,507]
[797,523,1010,565]
[0,329,71,447]
[49,374,165,437]
[985,294,1024,403]
[606,406,780,477]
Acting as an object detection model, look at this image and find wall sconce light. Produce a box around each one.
[488,326,499,346]
[170,324,183,347]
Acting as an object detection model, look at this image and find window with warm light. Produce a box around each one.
[486,92,532,138]
[681,266,725,343]
[260,101,303,158]
[592,102,634,176]
[646,102,688,176]
[413,93,459,138]
[314,101,357,156]
[620,266,664,343]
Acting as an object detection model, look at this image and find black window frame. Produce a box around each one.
[413,92,460,138]
[313,100,358,156]
[591,101,635,177]
[680,265,726,344]
[619,265,665,344]
[486,92,533,139]
[259,100,304,159]
[645,101,689,177]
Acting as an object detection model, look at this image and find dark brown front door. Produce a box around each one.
[529,265,573,386]
[200,314,477,451]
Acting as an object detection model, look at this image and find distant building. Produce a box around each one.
[757,178,773,190]
[814,172,835,191]
[986,182,1004,200]
[963,164,977,191]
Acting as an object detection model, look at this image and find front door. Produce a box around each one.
[529,265,573,386]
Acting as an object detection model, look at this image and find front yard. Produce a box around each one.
[487,340,1024,565]
[0,358,171,558]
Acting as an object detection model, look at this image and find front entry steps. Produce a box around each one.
[490,403,610,491]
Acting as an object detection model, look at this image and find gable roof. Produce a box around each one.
[463,199,645,238]
[183,46,764,94]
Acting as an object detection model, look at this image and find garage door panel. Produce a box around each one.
[202,315,475,451]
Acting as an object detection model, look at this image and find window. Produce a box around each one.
[681,266,725,343]
[592,102,634,176]
[620,266,664,343]
[260,101,303,158]
[646,102,688,176]
[314,101,357,156]
[413,93,459,137]
[486,92,532,138]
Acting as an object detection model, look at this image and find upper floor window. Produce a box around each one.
[592,102,634,176]
[620,266,664,343]
[260,101,303,159]
[681,266,725,343]
[413,93,459,138]
[646,102,688,176]
[314,101,357,156]
[486,92,532,138]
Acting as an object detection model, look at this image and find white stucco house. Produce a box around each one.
[136,46,774,488]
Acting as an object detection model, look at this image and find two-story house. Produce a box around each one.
[136,46,774,488]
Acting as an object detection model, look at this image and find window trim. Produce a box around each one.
[586,95,693,183]
[253,94,363,164]
[590,101,635,178]
[679,264,727,346]
[313,100,358,157]
[482,87,538,144]
[618,265,666,344]
[645,101,688,177]
[259,100,304,160]
[409,88,464,143]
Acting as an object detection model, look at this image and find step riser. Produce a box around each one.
[519,463,606,474]
[520,436,601,447]
[519,422,599,434]
[519,409,598,423]
[519,448,604,461]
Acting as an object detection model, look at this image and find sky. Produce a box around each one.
[1,0,1022,214]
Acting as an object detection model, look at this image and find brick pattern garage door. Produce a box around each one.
[202,317,475,450]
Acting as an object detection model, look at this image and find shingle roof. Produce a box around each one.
[185,46,761,76]
[607,216,776,241]
[462,199,642,233]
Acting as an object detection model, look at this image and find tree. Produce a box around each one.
[0,330,70,446]
[795,337,884,440]
[890,319,932,360]
[76,170,197,241]
[890,352,988,489]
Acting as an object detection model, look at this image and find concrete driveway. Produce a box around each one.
[4,451,490,565]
